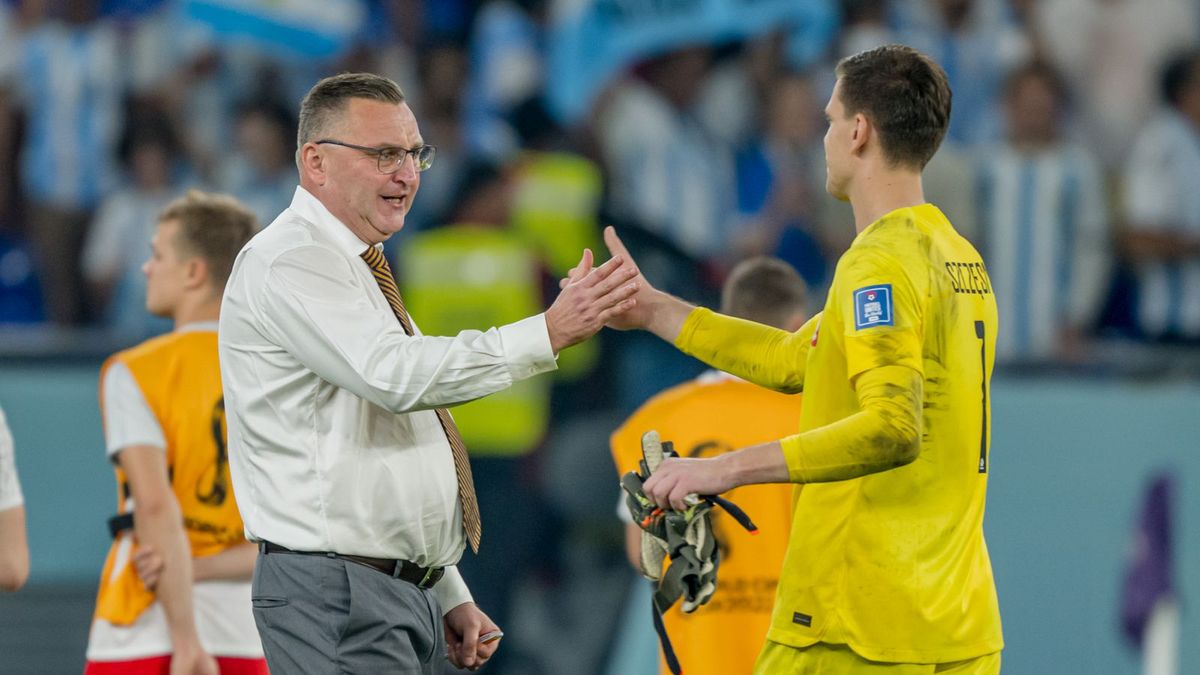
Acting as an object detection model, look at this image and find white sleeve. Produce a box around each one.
[252,244,557,414]
[433,565,474,615]
[0,407,23,511]
[1123,121,1178,228]
[102,362,167,460]
[81,195,131,283]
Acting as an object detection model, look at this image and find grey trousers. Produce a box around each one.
[252,549,446,674]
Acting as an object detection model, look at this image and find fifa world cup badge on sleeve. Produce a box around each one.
[854,284,894,329]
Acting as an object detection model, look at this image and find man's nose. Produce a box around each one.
[392,153,419,182]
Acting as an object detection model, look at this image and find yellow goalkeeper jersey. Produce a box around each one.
[676,204,1003,663]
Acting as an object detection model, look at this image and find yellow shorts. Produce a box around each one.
[753,641,1001,675]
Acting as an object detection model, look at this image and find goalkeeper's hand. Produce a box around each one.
[642,455,737,511]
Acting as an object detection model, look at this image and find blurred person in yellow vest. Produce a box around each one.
[399,160,550,675]
[508,96,605,379]
[610,256,807,675]
[85,191,265,675]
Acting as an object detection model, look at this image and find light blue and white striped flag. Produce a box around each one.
[181,0,366,59]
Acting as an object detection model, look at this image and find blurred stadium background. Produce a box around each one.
[0,0,1198,673]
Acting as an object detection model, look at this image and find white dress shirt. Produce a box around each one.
[219,187,557,612]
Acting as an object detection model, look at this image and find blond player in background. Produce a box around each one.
[85,191,265,675]
[611,256,807,675]
[591,44,1003,674]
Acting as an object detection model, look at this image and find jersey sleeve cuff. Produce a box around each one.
[779,434,810,483]
[673,306,713,352]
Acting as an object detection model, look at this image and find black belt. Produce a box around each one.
[259,541,445,589]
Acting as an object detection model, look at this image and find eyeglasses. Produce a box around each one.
[315,139,436,173]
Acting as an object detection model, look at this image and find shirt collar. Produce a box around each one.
[288,186,379,258]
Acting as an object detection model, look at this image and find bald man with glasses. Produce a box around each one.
[218,72,640,674]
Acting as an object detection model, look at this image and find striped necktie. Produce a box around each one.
[361,245,482,553]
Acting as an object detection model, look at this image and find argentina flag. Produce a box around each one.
[547,0,836,123]
[181,0,366,59]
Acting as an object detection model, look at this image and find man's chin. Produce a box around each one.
[371,216,407,240]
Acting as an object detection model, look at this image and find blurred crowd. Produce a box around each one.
[1,0,1199,366]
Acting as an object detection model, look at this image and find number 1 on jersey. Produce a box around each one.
[975,320,988,473]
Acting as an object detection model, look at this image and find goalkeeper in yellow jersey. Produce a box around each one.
[594,44,1003,674]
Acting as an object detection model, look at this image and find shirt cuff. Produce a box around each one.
[672,306,711,352]
[434,565,474,615]
[499,314,558,382]
[779,434,807,483]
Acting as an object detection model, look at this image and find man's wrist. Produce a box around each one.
[718,451,750,492]
[643,290,693,342]
[170,630,203,653]
[724,441,789,487]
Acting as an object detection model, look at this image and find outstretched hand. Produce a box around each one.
[543,247,640,352]
[559,226,662,331]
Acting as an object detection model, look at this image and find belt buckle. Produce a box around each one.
[418,566,438,589]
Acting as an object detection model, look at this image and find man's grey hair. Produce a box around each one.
[296,72,406,150]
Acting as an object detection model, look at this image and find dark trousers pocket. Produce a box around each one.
[252,596,290,609]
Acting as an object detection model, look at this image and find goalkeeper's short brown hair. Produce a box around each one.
[835,44,952,170]
[720,257,808,329]
[158,190,258,291]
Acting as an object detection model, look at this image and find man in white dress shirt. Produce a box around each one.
[218,72,640,674]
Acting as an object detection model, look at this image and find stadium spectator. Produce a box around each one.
[1036,0,1198,167]
[733,70,831,290]
[13,0,122,325]
[82,107,188,339]
[895,0,1031,146]
[1120,49,1200,341]
[215,100,298,230]
[976,60,1109,362]
[398,40,470,238]
[464,0,548,160]
[595,47,738,264]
